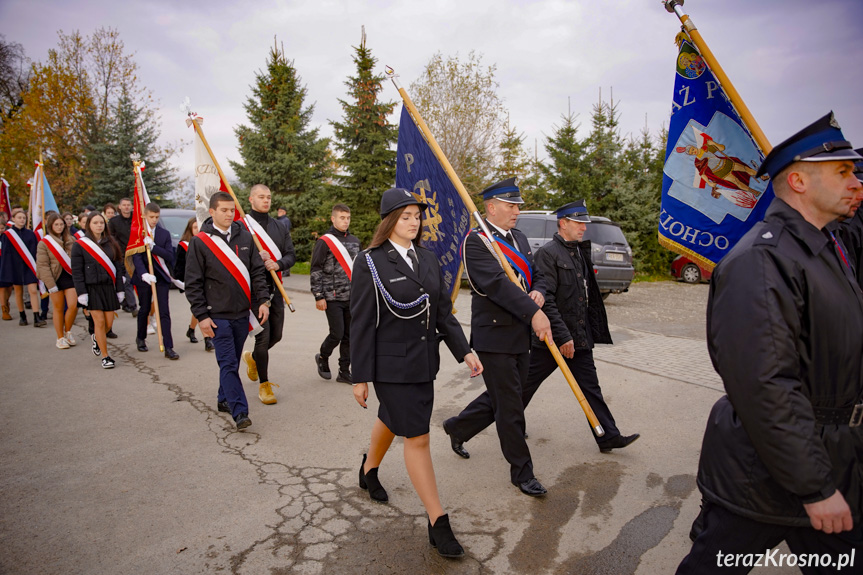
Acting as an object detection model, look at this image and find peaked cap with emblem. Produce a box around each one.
[756,111,863,179]
[379,187,428,219]
[481,177,524,204]
[553,200,591,222]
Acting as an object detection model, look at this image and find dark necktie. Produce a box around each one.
[504,232,515,247]
[407,249,420,277]
[828,230,859,288]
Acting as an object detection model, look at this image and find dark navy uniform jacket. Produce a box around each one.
[463,222,547,354]
[350,240,471,385]
[132,226,174,284]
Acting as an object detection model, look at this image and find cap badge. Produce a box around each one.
[762,231,773,239]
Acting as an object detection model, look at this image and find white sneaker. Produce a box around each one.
[56,337,70,349]
[64,331,77,346]
[147,318,156,335]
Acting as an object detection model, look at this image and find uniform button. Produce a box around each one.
[492,319,497,323]
[420,320,426,325]
[419,287,425,293]
[421,336,426,341]
[579,297,583,301]
[579,320,584,324]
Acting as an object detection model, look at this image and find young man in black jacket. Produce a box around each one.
[310,203,360,383]
[184,192,270,430]
[241,184,295,405]
[109,197,137,315]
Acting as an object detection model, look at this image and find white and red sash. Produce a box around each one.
[197,232,262,336]
[74,230,85,240]
[77,237,117,283]
[178,240,189,252]
[152,252,184,290]
[320,233,354,281]
[243,215,283,281]
[41,235,72,274]
[5,228,39,279]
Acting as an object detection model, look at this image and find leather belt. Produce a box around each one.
[812,404,863,427]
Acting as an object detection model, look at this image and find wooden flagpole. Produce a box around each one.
[187,116,295,313]
[133,160,165,352]
[38,152,45,233]
[386,67,603,437]
[664,0,772,153]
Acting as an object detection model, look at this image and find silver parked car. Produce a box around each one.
[516,210,635,299]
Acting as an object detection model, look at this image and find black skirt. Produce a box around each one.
[56,270,74,292]
[86,283,120,311]
[372,381,434,438]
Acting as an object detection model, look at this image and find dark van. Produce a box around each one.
[516,211,635,299]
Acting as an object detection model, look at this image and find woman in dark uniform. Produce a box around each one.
[71,212,124,368]
[36,212,78,348]
[0,209,45,326]
[174,217,210,349]
[351,188,483,558]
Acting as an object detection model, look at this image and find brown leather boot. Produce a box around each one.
[1,305,10,320]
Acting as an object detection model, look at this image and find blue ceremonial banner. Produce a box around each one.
[41,169,59,214]
[395,105,471,298]
[660,39,774,270]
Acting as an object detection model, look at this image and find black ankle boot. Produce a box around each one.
[19,311,27,326]
[428,514,464,558]
[33,312,46,327]
[358,453,388,503]
[186,326,198,343]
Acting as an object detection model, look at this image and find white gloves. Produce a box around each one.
[78,294,89,307]
[48,286,59,294]
[117,292,125,303]
[141,273,157,285]
[143,236,154,247]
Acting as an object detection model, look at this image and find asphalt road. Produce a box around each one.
[0,278,797,574]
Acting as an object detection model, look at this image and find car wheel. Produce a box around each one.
[681,263,701,284]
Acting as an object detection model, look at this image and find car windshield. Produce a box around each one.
[160,215,190,242]
[584,223,627,245]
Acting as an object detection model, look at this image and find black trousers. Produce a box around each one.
[252,301,284,382]
[523,345,619,442]
[677,501,863,574]
[448,351,533,484]
[135,280,172,348]
[320,299,350,372]
[121,267,137,310]
[446,345,619,446]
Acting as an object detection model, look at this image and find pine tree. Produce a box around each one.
[230,41,333,261]
[329,27,397,246]
[581,91,624,215]
[495,120,547,209]
[88,89,177,206]
[538,110,586,204]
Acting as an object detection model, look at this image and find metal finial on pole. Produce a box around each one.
[662,0,771,153]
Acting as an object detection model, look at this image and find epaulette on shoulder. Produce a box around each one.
[752,223,783,247]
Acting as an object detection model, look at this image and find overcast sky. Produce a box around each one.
[3,0,862,188]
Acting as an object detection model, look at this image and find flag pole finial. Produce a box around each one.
[663,0,684,14]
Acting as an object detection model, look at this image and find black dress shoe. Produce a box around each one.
[106,329,118,339]
[443,420,470,459]
[358,453,388,503]
[217,401,230,413]
[315,353,332,380]
[186,327,198,343]
[513,477,547,497]
[136,338,148,352]
[164,348,180,360]
[428,514,464,558]
[234,413,252,430]
[204,337,215,352]
[597,433,640,453]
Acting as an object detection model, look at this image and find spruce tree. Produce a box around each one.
[88,89,177,206]
[538,110,586,203]
[330,28,397,246]
[231,42,333,261]
[496,121,547,209]
[581,92,624,215]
